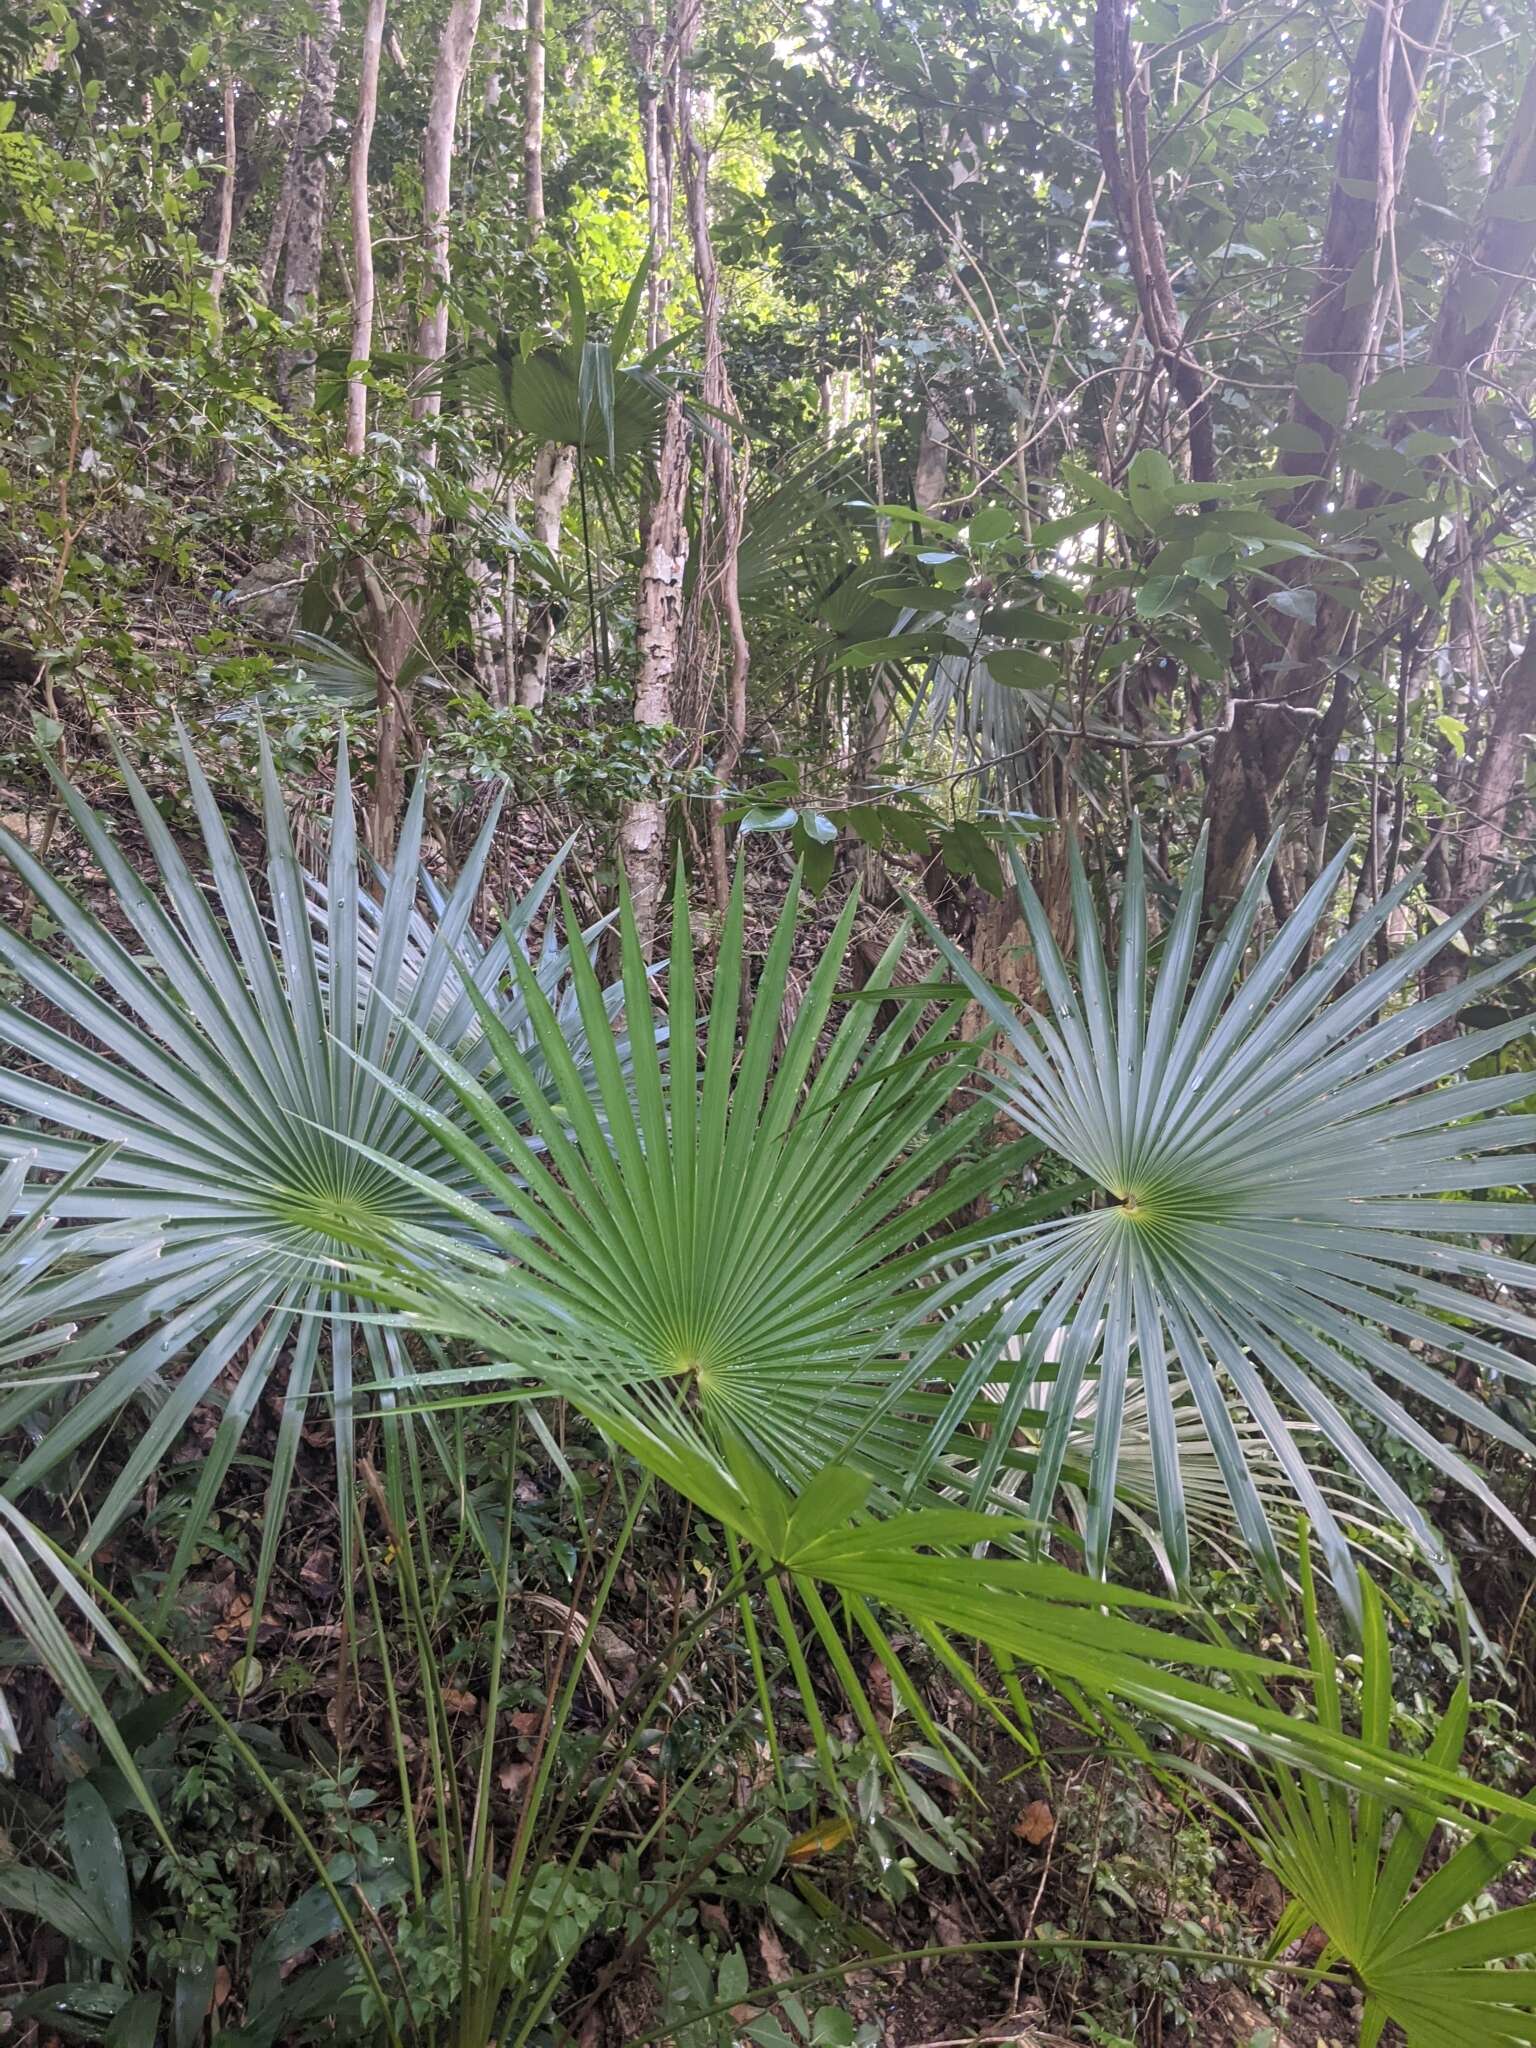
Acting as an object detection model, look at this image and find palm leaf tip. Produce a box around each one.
[920,824,1536,1607]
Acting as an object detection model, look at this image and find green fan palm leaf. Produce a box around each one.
[339,867,1028,1495]
[1241,1541,1536,2047]
[908,824,1536,1612]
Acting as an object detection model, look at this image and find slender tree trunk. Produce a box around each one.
[346,0,388,457]
[412,0,482,434]
[621,397,690,945]
[369,0,483,856]
[682,82,750,915]
[1092,0,1212,480]
[1425,623,1536,998]
[1199,0,1462,909]
[258,100,299,304]
[276,0,343,410]
[617,0,698,948]
[510,0,578,705]
[209,72,236,311]
[513,440,577,706]
[523,0,547,235]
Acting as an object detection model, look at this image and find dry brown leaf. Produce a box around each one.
[758,1921,791,1982]
[497,1758,532,1798]
[1013,1799,1055,1845]
[440,1687,478,1715]
[509,1708,544,1743]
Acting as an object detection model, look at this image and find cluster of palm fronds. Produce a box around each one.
[2,739,1536,2037]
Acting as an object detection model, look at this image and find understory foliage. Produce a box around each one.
[4,0,1536,2041]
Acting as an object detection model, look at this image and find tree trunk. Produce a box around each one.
[276,0,343,411]
[510,0,579,706]
[209,72,236,312]
[346,0,388,457]
[1091,0,1213,480]
[1426,624,1536,999]
[1200,0,1467,910]
[513,439,577,707]
[523,0,547,236]
[370,0,483,857]
[682,82,751,915]
[620,396,690,947]
[413,0,482,435]
[617,0,698,947]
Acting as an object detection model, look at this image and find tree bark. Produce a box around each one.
[1092,0,1213,480]
[369,0,483,856]
[617,0,698,948]
[513,438,577,706]
[523,0,547,236]
[1200,0,1464,909]
[276,0,343,410]
[346,0,388,457]
[1430,625,1536,985]
[682,83,751,915]
[412,0,483,435]
[209,71,236,312]
[510,0,579,706]
[620,396,690,947]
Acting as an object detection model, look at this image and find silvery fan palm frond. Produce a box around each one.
[0,1155,162,1811]
[0,730,651,1611]
[916,824,1536,1614]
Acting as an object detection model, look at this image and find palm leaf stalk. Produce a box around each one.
[0,729,652,1615]
[907,823,1536,1616]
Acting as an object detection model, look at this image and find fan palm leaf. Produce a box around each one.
[1242,1540,1536,2047]
[337,866,1031,1495]
[0,732,648,1610]
[908,824,1536,1616]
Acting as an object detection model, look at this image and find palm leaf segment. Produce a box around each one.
[1246,1543,1536,2048]
[0,1156,162,1811]
[0,731,642,1605]
[919,824,1536,1610]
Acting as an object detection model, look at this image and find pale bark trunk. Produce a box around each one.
[346,0,388,457]
[514,439,577,707]
[523,0,546,235]
[412,0,482,435]
[209,72,236,311]
[514,0,577,706]
[277,0,342,410]
[620,396,691,947]
[617,0,698,947]
[912,402,951,518]
[370,0,483,857]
